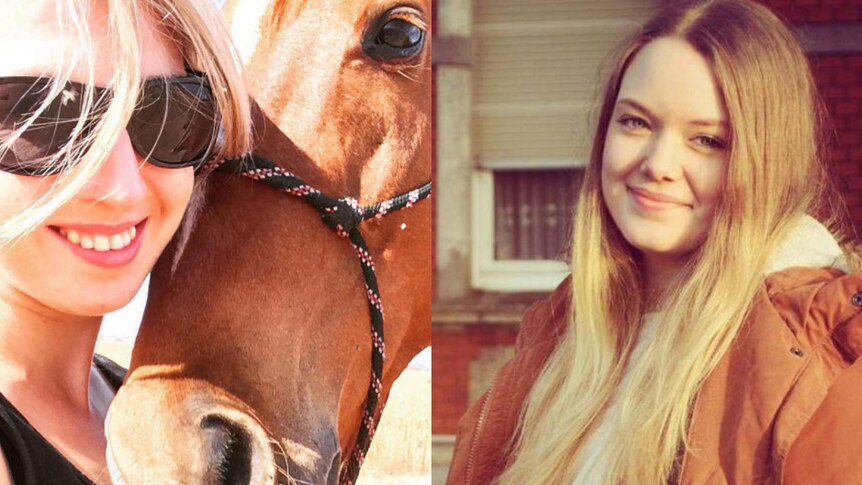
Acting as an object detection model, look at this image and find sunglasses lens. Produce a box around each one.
[128,77,218,169]
[0,80,86,175]
[0,74,219,177]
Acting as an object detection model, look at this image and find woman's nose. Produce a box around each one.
[639,132,683,182]
[77,130,147,206]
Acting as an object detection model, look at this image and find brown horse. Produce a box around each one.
[104,1,432,483]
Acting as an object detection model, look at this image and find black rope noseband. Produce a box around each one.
[210,154,431,485]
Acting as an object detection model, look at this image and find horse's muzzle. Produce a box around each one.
[105,378,278,485]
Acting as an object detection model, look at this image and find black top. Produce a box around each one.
[0,354,127,485]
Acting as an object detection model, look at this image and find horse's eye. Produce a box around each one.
[363,13,426,62]
[378,19,422,49]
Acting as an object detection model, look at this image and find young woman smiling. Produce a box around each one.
[447,0,862,483]
[0,1,250,483]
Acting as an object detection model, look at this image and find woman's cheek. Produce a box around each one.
[606,131,648,177]
[689,159,726,211]
[148,167,194,216]
[142,167,195,257]
[0,175,53,219]
[171,172,195,214]
[601,142,637,229]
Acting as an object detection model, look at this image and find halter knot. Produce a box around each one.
[321,197,362,237]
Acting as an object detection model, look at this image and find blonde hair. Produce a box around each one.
[0,0,251,244]
[498,1,855,483]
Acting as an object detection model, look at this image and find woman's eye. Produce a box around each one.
[694,136,726,150]
[618,116,648,130]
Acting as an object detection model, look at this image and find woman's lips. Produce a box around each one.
[48,219,147,268]
[628,186,691,211]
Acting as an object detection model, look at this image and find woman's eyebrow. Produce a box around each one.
[617,97,727,130]
[689,118,729,130]
[617,97,653,116]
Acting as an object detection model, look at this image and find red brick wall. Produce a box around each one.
[757,0,862,234]
[761,0,862,234]
[759,0,862,23]
[812,54,862,233]
[433,325,518,434]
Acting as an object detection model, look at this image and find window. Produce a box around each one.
[471,0,655,292]
[494,168,584,261]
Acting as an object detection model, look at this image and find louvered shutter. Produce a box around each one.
[473,0,656,263]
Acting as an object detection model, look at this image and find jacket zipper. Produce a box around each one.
[465,374,498,485]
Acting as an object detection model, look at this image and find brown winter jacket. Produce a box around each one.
[446,267,862,484]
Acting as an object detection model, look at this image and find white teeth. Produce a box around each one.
[109,234,125,250]
[93,235,110,252]
[57,225,138,251]
[80,235,94,249]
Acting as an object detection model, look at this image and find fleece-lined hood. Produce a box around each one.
[765,215,849,274]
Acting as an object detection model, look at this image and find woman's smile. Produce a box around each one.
[47,219,147,268]
[627,186,692,212]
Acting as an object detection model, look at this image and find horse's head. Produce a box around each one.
[104,1,431,484]
[229,0,431,197]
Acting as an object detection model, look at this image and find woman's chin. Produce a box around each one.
[54,287,143,318]
[625,235,686,256]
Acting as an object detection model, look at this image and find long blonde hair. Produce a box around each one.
[0,0,251,244]
[498,1,854,483]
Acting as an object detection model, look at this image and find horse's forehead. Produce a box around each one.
[272,0,367,26]
[251,0,431,33]
[230,0,345,63]
[230,0,431,63]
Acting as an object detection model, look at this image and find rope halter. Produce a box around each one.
[209,154,432,485]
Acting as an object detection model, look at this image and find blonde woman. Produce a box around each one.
[447,0,862,484]
[0,1,250,484]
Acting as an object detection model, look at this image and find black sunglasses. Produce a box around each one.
[0,71,219,176]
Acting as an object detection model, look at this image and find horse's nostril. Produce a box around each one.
[200,415,252,485]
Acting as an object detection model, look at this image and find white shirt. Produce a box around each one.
[570,312,660,485]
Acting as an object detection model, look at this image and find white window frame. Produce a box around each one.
[470,158,584,292]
